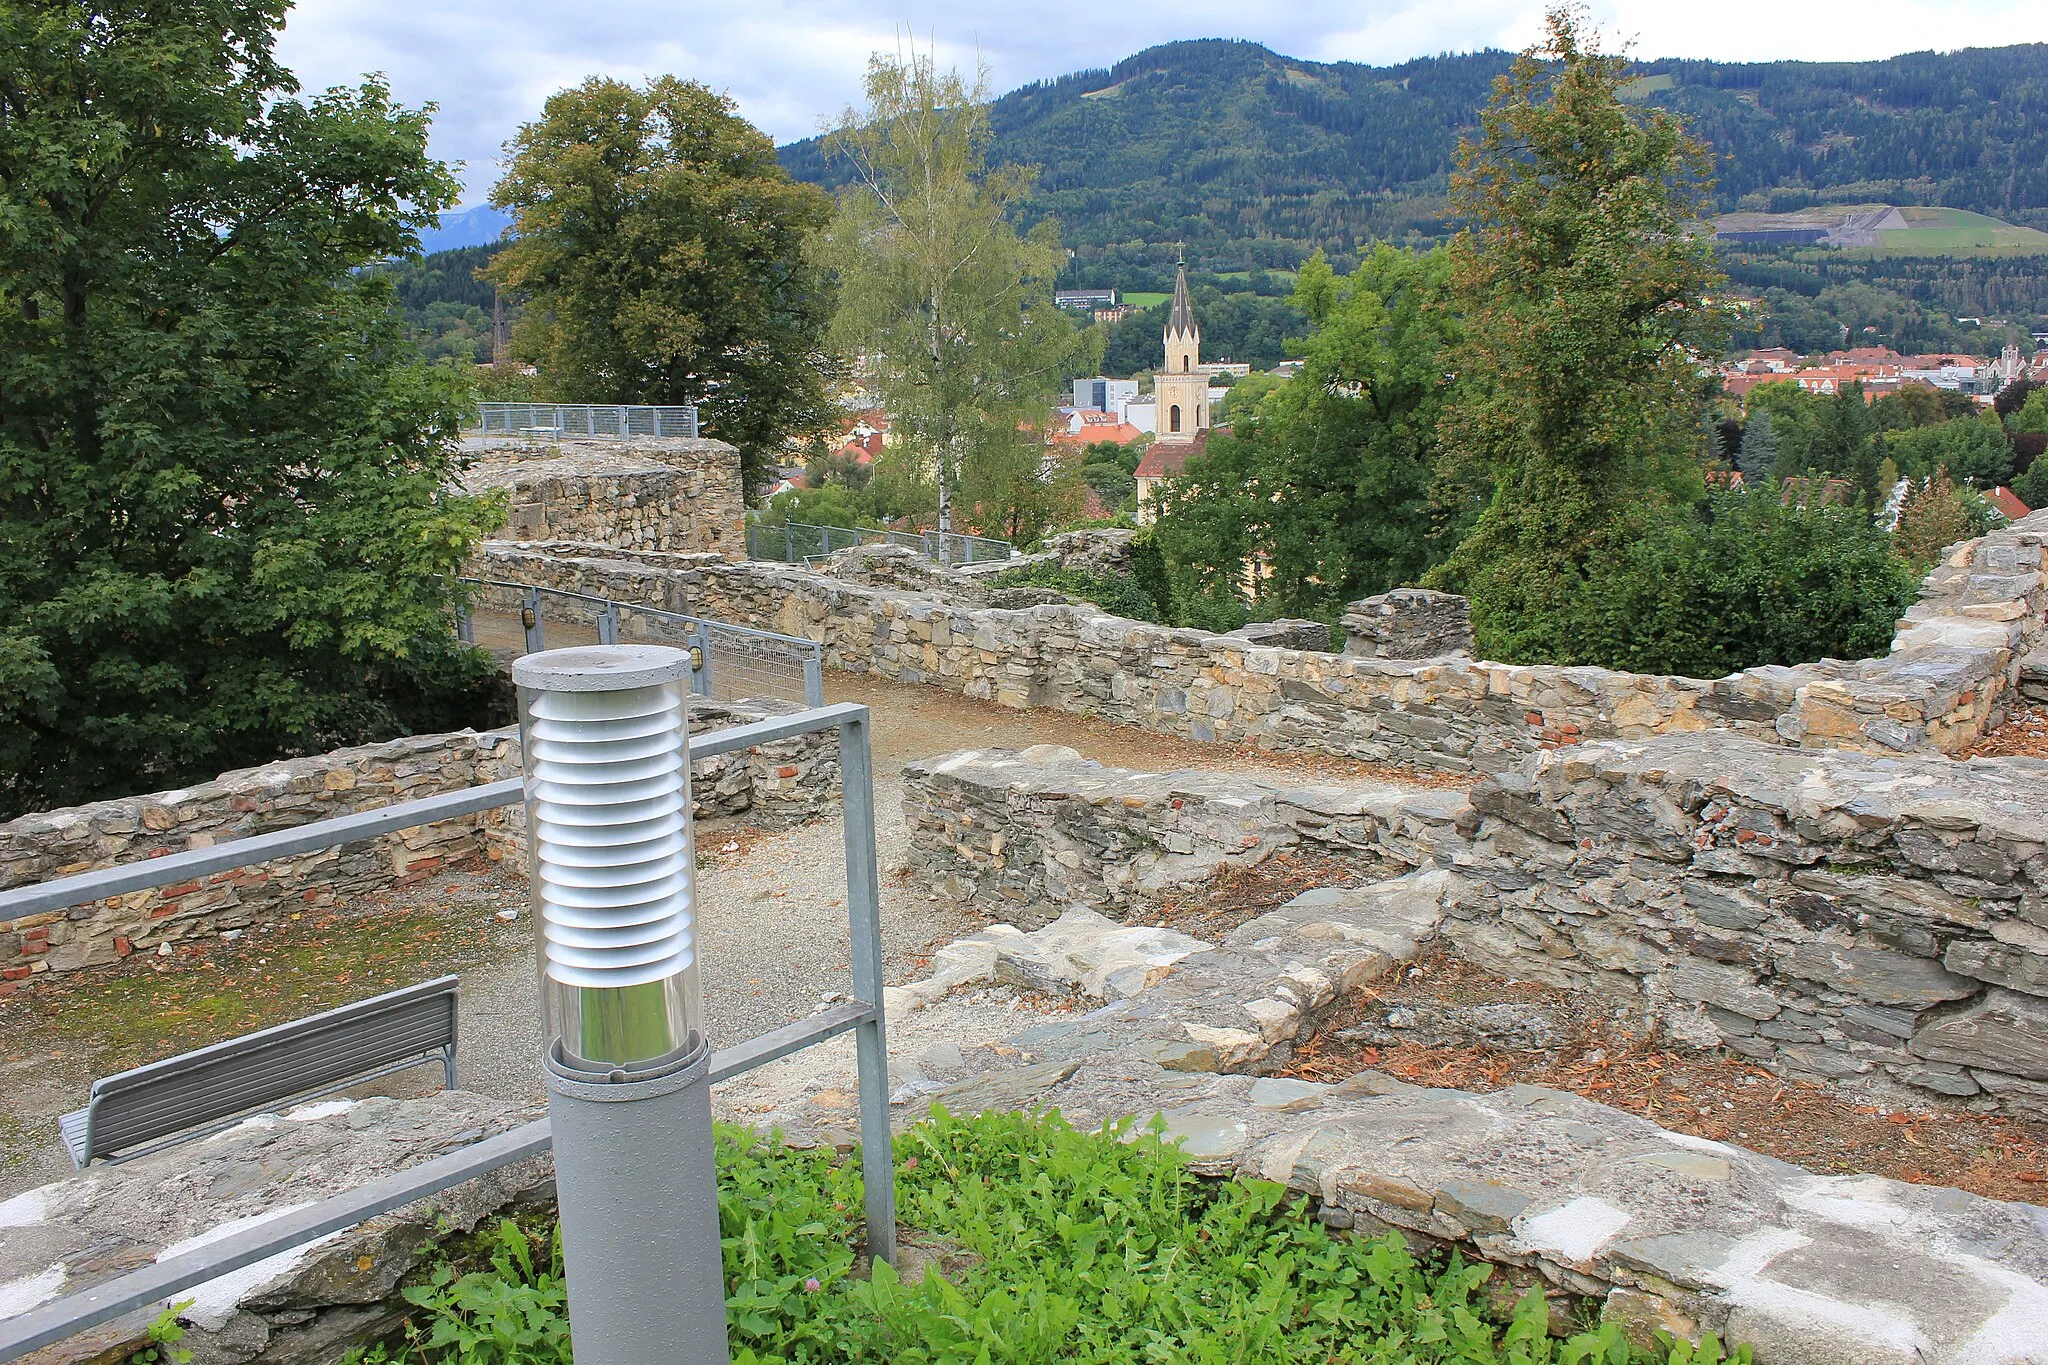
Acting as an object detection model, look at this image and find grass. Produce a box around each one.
[343,1109,1748,1365]
[1124,291,1169,308]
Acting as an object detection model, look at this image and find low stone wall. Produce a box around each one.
[459,438,744,556]
[477,510,2048,773]
[0,700,837,988]
[901,737,2048,1117]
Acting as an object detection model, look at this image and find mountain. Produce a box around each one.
[416,204,513,254]
[778,39,2048,275]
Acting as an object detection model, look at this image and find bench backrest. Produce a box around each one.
[82,975,459,1161]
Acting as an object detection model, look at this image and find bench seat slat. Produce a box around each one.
[76,976,459,1164]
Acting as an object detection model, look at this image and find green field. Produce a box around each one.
[1866,206,2048,256]
[1124,291,1170,307]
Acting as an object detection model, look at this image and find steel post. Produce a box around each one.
[803,649,824,708]
[839,710,896,1266]
[522,588,545,654]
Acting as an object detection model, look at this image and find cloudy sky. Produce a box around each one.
[274,0,2048,205]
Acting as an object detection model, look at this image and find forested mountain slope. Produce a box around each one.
[779,39,2048,272]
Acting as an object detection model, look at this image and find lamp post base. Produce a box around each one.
[543,1041,729,1365]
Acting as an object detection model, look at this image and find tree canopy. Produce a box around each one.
[1423,7,1728,662]
[0,0,503,817]
[489,76,837,491]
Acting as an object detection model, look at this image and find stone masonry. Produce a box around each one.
[901,737,2048,1118]
[0,700,837,988]
[8,876,2044,1363]
[476,509,2048,772]
[1342,587,1475,659]
[459,438,744,556]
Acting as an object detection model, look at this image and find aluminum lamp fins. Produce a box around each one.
[513,647,702,1071]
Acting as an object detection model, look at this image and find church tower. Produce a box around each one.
[1153,261,1206,445]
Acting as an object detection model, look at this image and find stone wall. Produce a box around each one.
[459,438,744,556]
[478,510,2048,771]
[900,737,2048,1117]
[0,700,837,989]
[1342,588,1474,659]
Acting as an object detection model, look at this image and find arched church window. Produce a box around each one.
[1169,404,1182,433]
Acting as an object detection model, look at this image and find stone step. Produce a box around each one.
[2021,650,2048,703]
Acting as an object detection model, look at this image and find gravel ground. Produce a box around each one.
[0,670,1437,1196]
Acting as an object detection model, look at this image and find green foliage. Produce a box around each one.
[2012,388,2048,437]
[1425,9,1728,663]
[1555,489,1919,677]
[1077,439,1144,516]
[822,49,1095,542]
[987,564,1164,622]
[1735,411,1778,482]
[352,1112,1750,1365]
[0,0,506,817]
[127,1305,194,1364]
[1157,246,1460,617]
[489,77,837,492]
[1885,411,2014,487]
[364,245,509,364]
[1099,287,1308,373]
[757,486,884,531]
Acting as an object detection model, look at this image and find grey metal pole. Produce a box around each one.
[513,646,730,1365]
[803,647,824,709]
[839,710,896,1267]
[522,588,545,654]
[597,607,619,646]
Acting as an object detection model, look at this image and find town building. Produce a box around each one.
[1054,288,1118,311]
[1134,264,1210,524]
[1073,376,1140,413]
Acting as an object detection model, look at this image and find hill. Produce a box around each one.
[778,39,2048,276]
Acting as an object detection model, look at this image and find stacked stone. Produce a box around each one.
[902,735,2048,1118]
[479,508,2048,775]
[1341,588,1475,659]
[1456,730,2048,1116]
[0,701,839,988]
[458,438,744,556]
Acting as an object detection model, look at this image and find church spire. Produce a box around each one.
[1166,258,1198,342]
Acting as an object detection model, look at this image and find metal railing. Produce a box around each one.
[459,580,824,710]
[0,702,890,1364]
[472,403,699,439]
[747,521,1013,568]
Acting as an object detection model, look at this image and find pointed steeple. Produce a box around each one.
[1165,258,1198,342]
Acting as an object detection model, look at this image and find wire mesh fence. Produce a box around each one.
[472,403,700,439]
[747,521,1012,568]
[459,580,823,709]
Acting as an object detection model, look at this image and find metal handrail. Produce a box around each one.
[458,579,826,708]
[0,702,891,1362]
[471,403,698,439]
[746,520,1014,568]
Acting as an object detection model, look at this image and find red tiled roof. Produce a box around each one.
[1990,486,2032,521]
[1054,421,1143,447]
[1135,432,1215,479]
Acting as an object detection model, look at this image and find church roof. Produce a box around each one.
[1166,263,1198,338]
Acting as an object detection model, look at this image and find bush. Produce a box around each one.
[1465,488,1918,677]
[350,1111,1749,1365]
[987,563,1164,622]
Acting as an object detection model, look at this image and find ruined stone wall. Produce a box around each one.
[480,510,2048,771]
[459,438,744,556]
[1342,588,1474,659]
[0,700,837,988]
[900,737,2048,1117]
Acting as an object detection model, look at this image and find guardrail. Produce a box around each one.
[472,403,699,439]
[0,702,890,1363]
[459,580,824,709]
[747,521,1013,568]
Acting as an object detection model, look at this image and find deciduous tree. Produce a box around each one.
[1423,6,1727,662]
[489,77,837,491]
[820,48,1093,545]
[0,0,501,816]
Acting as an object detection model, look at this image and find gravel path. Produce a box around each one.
[0,671,1438,1195]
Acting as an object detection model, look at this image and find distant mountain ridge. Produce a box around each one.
[417,203,512,254]
[777,39,2048,272]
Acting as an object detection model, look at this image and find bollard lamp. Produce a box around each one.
[512,644,730,1365]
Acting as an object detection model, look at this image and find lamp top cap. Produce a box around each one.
[513,644,691,692]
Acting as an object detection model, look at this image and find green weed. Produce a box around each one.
[344,1109,1750,1365]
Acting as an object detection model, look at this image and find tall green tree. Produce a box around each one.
[820,48,1094,543]
[489,77,837,491]
[1157,246,1460,616]
[1736,410,1778,483]
[1423,6,1727,662]
[0,0,502,817]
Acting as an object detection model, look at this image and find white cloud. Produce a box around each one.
[272,0,2048,204]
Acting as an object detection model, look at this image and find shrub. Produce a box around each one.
[986,564,1166,623]
[349,1112,1750,1365]
[1476,488,1918,677]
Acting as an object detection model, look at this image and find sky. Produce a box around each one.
[274,0,2048,205]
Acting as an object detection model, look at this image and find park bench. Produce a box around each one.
[59,975,460,1167]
